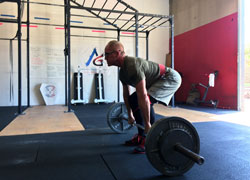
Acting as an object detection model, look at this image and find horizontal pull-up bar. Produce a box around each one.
[0,18,17,23]
[118,0,138,12]
[0,20,167,34]
[0,0,19,3]
[71,34,117,39]
[70,34,146,39]
[70,5,170,19]
[21,1,64,7]
[18,1,170,19]
[71,0,119,30]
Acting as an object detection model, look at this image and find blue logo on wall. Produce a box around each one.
[85,48,99,66]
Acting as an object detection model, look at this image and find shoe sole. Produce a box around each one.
[124,143,140,146]
[133,151,145,154]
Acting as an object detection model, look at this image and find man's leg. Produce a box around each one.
[149,95,157,125]
[125,92,157,153]
[128,92,157,135]
[124,92,144,146]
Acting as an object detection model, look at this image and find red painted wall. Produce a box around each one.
[174,12,238,109]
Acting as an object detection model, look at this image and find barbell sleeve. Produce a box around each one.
[174,143,205,165]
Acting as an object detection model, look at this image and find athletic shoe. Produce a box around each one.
[133,136,146,154]
[124,134,142,146]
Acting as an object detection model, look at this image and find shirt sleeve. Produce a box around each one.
[134,67,145,86]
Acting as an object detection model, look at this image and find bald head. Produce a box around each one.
[105,40,124,52]
[104,40,125,67]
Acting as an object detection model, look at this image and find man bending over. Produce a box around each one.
[104,40,182,154]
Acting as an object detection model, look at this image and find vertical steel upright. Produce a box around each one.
[65,0,72,112]
[146,31,149,60]
[135,12,139,57]
[17,0,22,114]
[170,16,175,107]
[64,0,68,106]
[27,0,30,107]
[117,29,120,102]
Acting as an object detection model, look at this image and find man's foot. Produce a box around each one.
[133,136,146,154]
[124,134,142,146]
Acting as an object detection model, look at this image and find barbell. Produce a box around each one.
[107,102,205,176]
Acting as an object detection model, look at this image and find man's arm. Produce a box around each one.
[122,84,135,124]
[135,79,151,133]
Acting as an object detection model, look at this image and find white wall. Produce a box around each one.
[0,0,169,106]
[170,0,237,36]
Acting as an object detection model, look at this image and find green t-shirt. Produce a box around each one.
[119,56,161,89]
